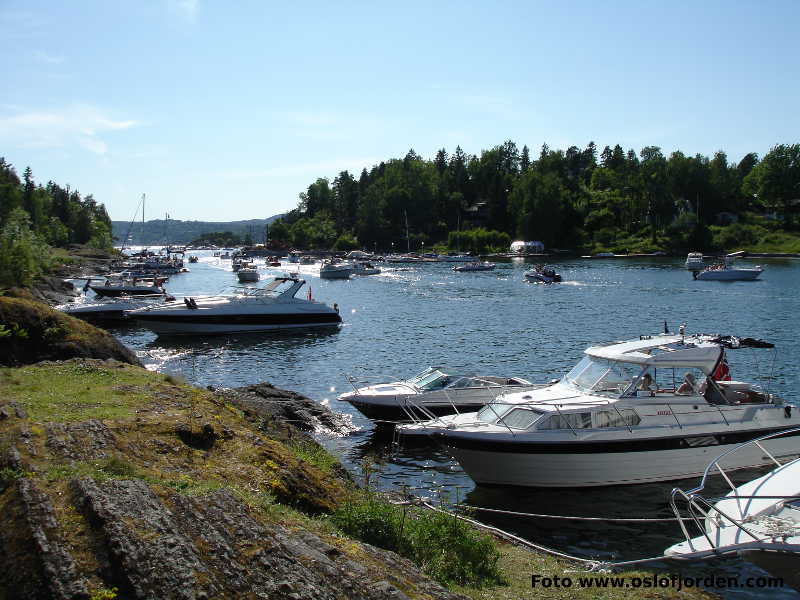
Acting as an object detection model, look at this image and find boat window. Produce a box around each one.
[500,408,545,430]
[409,369,451,391]
[537,412,593,430]
[595,409,641,428]
[564,357,637,396]
[448,377,475,389]
[476,404,512,423]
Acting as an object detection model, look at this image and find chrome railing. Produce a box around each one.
[669,426,800,553]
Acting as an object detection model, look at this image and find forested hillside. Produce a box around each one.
[0,158,114,287]
[269,142,800,254]
[111,216,283,246]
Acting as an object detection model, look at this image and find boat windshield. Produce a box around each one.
[563,356,639,396]
[240,278,298,298]
[476,403,513,423]
[407,368,451,390]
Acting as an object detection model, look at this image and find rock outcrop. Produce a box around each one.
[0,361,468,600]
[0,296,141,367]
[223,382,355,436]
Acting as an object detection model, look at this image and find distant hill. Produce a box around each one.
[112,215,284,246]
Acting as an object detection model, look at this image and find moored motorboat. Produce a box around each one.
[434,331,800,487]
[90,277,167,298]
[128,275,341,335]
[524,265,561,283]
[665,428,800,591]
[338,367,537,423]
[58,294,174,324]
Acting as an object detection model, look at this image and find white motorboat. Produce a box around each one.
[685,252,706,270]
[128,276,341,335]
[90,277,167,298]
[58,294,173,324]
[453,262,495,272]
[434,331,800,487]
[351,261,381,276]
[665,428,800,591]
[319,260,353,279]
[338,367,536,423]
[524,265,561,283]
[237,267,259,282]
[692,256,763,281]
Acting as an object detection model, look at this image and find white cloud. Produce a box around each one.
[0,105,137,155]
[167,0,199,23]
[221,157,380,179]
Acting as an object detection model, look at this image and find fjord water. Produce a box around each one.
[113,254,799,598]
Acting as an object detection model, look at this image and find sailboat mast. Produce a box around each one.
[141,193,146,248]
[405,210,410,253]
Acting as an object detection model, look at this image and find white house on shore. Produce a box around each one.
[510,240,545,254]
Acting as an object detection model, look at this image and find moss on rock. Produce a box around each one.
[0,296,140,367]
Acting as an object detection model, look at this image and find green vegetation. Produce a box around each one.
[0,159,112,250]
[187,230,247,247]
[0,157,113,288]
[267,142,800,254]
[1,361,154,422]
[331,492,504,588]
[0,358,716,598]
[0,296,138,367]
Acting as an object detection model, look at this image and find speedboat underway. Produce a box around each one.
[237,267,259,282]
[665,428,800,591]
[319,260,353,279]
[685,252,706,270]
[338,367,536,423]
[351,261,381,276]
[435,331,800,487]
[692,256,763,281]
[524,265,561,283]
[128,276,341,335]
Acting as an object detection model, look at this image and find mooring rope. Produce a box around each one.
[458,504,691,523]
[404,499,678,572]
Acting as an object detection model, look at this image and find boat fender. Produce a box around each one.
[786,406,792,419]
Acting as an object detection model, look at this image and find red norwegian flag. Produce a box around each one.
[712,355,732,381]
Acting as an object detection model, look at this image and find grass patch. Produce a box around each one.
[455,542,716,600]
[287,440,339,474]
[1,362,172,422]
[330,492,504,589]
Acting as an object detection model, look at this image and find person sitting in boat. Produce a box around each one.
[638,373,655,395]
[676,372,708,396]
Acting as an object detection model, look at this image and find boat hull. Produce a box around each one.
[131,311,341,335]
[695,269,762,281]
[440,428,800,487]
[90,286,163,297]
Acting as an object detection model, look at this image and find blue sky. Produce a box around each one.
[1,1,798,222]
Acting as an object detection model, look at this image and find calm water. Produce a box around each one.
[101,252,799,598]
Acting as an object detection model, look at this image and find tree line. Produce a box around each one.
[0,158,114,287]
[268,142,800,254]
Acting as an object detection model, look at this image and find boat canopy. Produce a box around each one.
[585,335,723,375]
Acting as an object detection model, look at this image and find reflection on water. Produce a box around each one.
[110,252,800,599]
